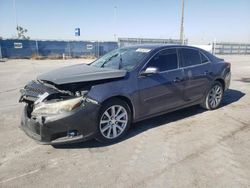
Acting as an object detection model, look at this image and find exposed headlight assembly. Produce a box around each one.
[32,97,83,116]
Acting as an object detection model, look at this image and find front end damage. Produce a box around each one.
[19,80,100,145]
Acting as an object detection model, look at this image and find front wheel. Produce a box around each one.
[95,98,131,143]
[201,81,224,110]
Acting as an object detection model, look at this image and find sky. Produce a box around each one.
[0,0,250,44]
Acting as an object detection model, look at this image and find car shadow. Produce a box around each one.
[235,77,250,83]
[53,89,245,149]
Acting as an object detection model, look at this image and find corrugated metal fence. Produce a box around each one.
[214,42,250,55]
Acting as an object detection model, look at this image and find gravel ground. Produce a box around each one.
[0,56,250,188]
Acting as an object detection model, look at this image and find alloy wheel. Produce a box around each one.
[208,84,223,108]
[99,105,128,139]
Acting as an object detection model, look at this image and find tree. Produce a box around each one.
[16,26,30,39]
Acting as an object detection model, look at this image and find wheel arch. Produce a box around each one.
[214,78,225,91]
[101,95,135,121]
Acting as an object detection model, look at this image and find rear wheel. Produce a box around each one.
[95,98,131,143]
[201,81,224,110]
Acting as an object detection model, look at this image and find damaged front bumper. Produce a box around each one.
[20,100,100,145]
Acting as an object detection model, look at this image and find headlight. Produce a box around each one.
[32,97,83,116]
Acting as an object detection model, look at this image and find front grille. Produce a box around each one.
[20,80,59,103]
[25,80,52,96]
[25,85,45,95]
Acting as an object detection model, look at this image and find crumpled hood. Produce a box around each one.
[37,64,127,85]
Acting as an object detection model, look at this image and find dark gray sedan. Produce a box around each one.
[19,45,231,144]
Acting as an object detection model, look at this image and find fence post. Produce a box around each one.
[35,40,39,57]
[97,41,99,58]
[212,39,216,55]
[0,43,2,60]
[68,41,71,58]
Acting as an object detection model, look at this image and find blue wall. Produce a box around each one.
[0,39,118,58]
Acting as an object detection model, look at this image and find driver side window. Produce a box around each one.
[146,48,178,72]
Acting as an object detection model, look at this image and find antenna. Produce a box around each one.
[180,0,185,45]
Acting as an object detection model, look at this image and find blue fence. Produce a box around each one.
[0,39,118,59]
[1,39,249,58]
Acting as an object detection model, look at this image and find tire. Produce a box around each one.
[95,98,132,143]
[201,81,224,110]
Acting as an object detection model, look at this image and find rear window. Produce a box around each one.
[200,51,209,63]
[202,50,221,63]
[181,48,201,67]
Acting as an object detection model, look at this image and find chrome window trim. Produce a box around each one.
[181,61,211,69]
[139,47,181,75]
[138,46,213,76]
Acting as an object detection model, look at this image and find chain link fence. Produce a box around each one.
[214,42,250,55]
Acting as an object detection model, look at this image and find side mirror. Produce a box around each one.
[140,67,159,76]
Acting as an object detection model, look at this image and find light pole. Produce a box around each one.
[114,6,117,41]
[179,0,185,45]
[13,0,18,37]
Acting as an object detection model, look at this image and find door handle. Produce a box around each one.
[173,77,182,83]
[204,70,210,75]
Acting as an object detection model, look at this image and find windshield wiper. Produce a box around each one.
[100,54,118,68]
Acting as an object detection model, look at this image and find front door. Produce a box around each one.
[137,48,185,118]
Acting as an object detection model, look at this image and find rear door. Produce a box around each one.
[179,48,212,102]
[137,48,185,117]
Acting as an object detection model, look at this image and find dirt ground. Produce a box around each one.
[0,56,250,188]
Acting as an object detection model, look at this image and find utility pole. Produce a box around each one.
[114,6,117,41]
[13,0,18,37]
[180,0,185,45]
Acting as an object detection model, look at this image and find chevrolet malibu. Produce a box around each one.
[19,45,231,144]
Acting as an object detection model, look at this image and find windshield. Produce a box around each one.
[90,47,151,70]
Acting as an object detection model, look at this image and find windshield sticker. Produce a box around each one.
[136,48,151,53]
